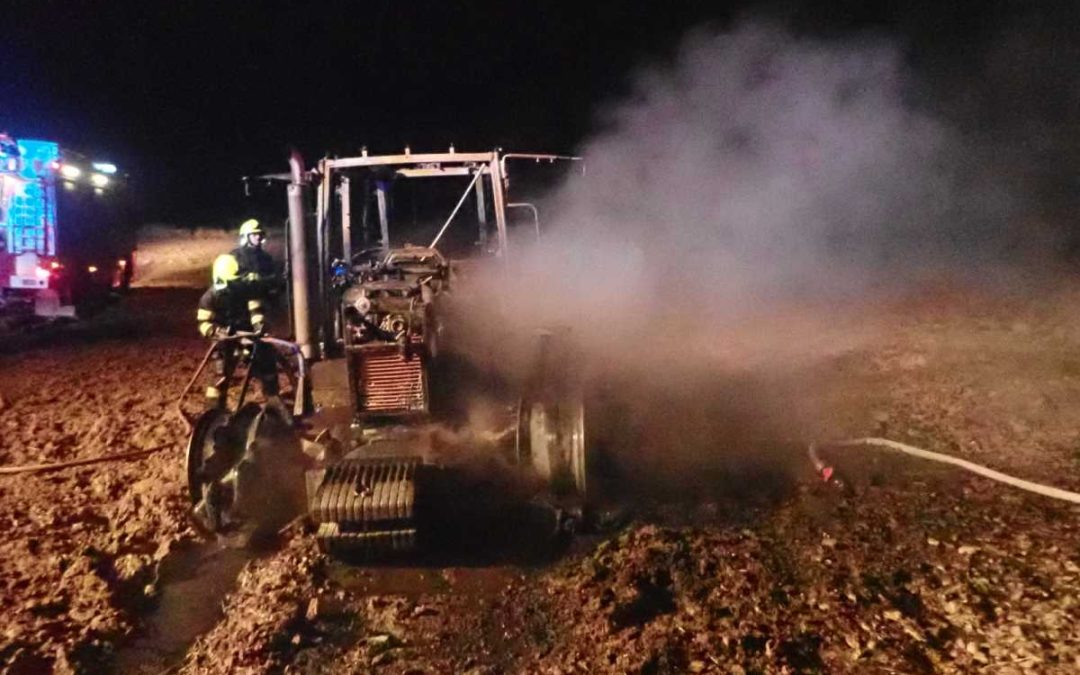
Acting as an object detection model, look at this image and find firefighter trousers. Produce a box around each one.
[204,341,280,407]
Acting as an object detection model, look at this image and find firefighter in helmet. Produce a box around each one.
[231,219,277,292]
[196,253,279,406]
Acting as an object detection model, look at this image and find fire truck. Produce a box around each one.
[0,134,137,318]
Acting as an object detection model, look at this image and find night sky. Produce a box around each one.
[1,1,1073,224]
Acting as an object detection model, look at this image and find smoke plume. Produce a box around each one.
[448,19,1067,489]
[460,23,1034,371]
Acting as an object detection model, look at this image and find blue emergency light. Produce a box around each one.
[4,140,58,255]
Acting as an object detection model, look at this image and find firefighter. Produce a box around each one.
[197,253,278,407]
[230,219,277,290]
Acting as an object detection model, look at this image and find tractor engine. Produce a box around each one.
[339,246,447,421]
[297,246,450,554]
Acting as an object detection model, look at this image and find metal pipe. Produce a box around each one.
[338,176,352,263]
[315,162,332,354]
[174,340,224,430]
[360,178,372,246]
[498,152,584,179]
[507,202,541,242]
[318,164,338,354]
[475,175,488,247]
[282,215,292,331]
[287,150,315,360]
[429,168,485,249]
[375,181,390,251]
[327,152,494,170]
[488,156,509,263]
[173,334,308,429]
[260,335,308,383]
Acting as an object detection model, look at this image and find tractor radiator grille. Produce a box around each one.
[358,347,427,414]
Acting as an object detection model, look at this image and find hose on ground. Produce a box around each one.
[810,437,1080,505]
[0,445,171,476]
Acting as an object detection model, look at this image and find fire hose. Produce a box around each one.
[0,445,172,476]
[809,437,1080,505]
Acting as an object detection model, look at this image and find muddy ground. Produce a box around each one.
[1,266,1079,673]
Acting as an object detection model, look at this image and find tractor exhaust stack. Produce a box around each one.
[287,150,316,360]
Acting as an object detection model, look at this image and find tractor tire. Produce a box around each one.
[516,328,588,502]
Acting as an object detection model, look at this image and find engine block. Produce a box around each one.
[340,246,446,420]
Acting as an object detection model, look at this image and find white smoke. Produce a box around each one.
[442,20,1063,479]
[456,21,1028,380]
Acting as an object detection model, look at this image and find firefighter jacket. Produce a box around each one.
[196,285,267,338]
[230,245,277,290]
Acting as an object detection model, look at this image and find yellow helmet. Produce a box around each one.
[239,219,264,236]
[212,253,240,289]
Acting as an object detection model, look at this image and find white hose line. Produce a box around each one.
[816,437,1080,505]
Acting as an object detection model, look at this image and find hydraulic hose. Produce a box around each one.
[810,437,1080,505]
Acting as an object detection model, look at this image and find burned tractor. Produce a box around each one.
[180,149,590,555]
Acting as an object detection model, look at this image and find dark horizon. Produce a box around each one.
[2,1,1076,226]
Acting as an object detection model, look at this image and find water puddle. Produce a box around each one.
[113,543,252,674]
